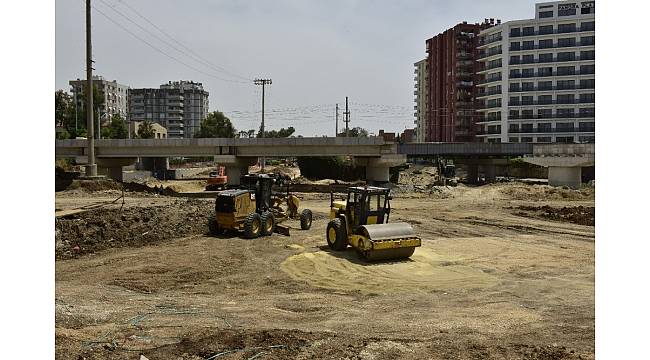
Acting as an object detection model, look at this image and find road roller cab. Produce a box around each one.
[326,186,421,261]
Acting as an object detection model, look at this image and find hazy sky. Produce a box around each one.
[56,0,537,136]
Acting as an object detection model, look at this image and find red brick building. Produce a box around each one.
[425,21,493,142]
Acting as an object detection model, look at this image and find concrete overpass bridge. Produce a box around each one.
[55,138,594,187]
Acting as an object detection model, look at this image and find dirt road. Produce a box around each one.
[55,183,594,359]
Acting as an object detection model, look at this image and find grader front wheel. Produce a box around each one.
[244,213,262,239]
[300,209,313,230]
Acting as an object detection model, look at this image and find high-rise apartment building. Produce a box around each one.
[69,75,129,124]
[413,59,428,142]
[424,21,491,142]
[128,81,209,139]
[476,0,595,143]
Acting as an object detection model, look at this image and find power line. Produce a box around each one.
[109,0,252,82]
[89,2,250,84]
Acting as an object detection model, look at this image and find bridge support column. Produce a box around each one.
[484,165,497,183]
[96,158,137,182]
[548,166,582,188]
[215,156,258,186]
[354,154,406,186]
[466,164,479,184]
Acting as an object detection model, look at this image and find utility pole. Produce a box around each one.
[335,103,339,137]
[343,96,350,137]
[85,0,97,176]
[254,78,272,172]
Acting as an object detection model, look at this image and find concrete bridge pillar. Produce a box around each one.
[466,164,479,184]
[96,158,137,182]
[524,144,595,189]
[484,165,497,183]
[354,154,406,186]
[215,156,258,186]
[548,166,582,188]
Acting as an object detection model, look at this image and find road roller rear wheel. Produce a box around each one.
[326,218,347,250]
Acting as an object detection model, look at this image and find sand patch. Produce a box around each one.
[280,247,498,294]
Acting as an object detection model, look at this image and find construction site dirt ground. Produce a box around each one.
[55,183,594,359]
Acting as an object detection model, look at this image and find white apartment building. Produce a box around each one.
[476,0,595,143]
[69,75,129,125]
[413,58,429,143]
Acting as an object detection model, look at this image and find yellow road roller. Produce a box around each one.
[326,186,421,261]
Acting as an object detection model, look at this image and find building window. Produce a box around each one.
[557,66,575,76]
[522,109,534,118]
[509,83,520,92]
[558,23,577,33]
[509,96,520,106]
[579,122,595,132]
[556,122,575,132]
[539,53,553,63]
[557,51,576,62]
[510,42,520,51]
[581,6,594,15]
[538,67,553,77]
[580,50,595,60]
[523,40,535,50]
[580,79,595,89]
[510,69,521,78]
[557,94,575,104]
[522,81,535,91]
[522,54,534,64]
[539,25,554,35]
[558,37,577,47]
[510,27,521,37]
[509,137,519,143]
[538,109,552,119]
[523,26,535,36]
[509,110,520,119]
[522,96,534,105]
[522,123,533,132]
[579,108,595,117]
[509,124,519,132]
[580,36,595,46]
[558,8,577,16]
[538,123,552,132]
[538,81,553,90]
[580,64,595,74]
[578,136,595,143]
[539,10,554,18]
[539,39,553,49]
[522,68,535,78]
[581,21,595,31]
[556,136,575,143]
[538,95,552,105]
[521,137,533,143]
[537,137,552,143]
[580,93,595,103]
[557,80,575,90]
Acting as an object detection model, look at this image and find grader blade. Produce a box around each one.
[275,223,291,236]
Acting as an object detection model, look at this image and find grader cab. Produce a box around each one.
[326,186,421,261]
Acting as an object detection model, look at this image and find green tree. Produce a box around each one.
[338,126,368,137]
[257,126,295,138]
[195,111,236,138]
[137,120,156,139]
[105,114,128,139]
[55,90,73,128]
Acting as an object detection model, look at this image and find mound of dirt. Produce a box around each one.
[281,247,497,294]
[55,199,213,259]
[513,205,595,226]
[500,183,594,201]
[66,179,124,192]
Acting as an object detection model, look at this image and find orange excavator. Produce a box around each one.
[206,166,228,191]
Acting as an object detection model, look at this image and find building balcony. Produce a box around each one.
[477,50,502,60]
[477,76,502,85]
[478,35,503,47]
[507,127,594,134]
[477,129,503,135]
[508,99,593,106]
[509,41,594,52]
[509,55,595,65]
[476,89,502,98]
[508,113,595,120]
[508,25,595,38]
[509,70,595,79]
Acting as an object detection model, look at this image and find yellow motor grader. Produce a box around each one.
[208,174,312,238]
[326,186,421,261]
